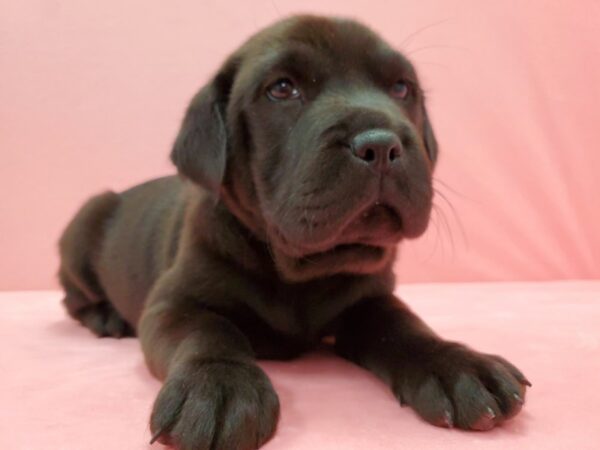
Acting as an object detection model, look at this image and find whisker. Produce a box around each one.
[411,60,451,70]
[405,44,470,56]
[434,201,456,258]
[399,18,454,50]
[434,187,469,249]
[270,0,282,17]
[265,233,276,261]
[433,177,474,202]
[424,206,443,261]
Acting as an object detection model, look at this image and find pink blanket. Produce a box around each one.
[2,281,599,449]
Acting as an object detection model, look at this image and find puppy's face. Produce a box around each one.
[172,16,438,281]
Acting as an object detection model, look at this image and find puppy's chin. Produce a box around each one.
[265,212,404,282]
[270,241,396,283]
[264,196,435,281]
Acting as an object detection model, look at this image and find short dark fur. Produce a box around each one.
[58,15,529,450]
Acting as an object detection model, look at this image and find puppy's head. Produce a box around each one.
[172,16,438,281]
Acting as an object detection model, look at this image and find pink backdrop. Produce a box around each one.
[1,0,599,290]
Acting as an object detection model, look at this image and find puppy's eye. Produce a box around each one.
[390,81,410,100]
[267,78,300,101]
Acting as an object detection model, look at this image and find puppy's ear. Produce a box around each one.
[170,58,239,193]
[422,106,438,165]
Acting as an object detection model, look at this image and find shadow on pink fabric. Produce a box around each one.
[2,283,599,449]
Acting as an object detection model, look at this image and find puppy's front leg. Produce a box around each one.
[335,295,530,430]
[139,274,279,450]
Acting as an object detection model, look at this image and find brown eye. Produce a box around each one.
[390,81,409,99]
[267,78,300,101]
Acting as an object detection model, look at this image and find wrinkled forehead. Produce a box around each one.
[231,16,418,99]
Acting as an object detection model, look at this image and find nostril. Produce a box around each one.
[364,148,376,162]
[388,146,401,162]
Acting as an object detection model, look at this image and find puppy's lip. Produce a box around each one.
[277,238,387,261]
[354,202,402,231]
[269,200,405,257]
[333,201,405,244]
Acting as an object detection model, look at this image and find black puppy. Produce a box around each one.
[58,15,529,450]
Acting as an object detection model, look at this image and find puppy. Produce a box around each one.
[58,15,530,450]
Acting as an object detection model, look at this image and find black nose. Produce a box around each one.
[350,129,402,172]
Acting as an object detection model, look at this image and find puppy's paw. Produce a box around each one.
[395,343,530,431]
[76,301,134,338]
[150,360,279,450]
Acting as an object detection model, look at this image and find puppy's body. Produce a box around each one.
[59,15,529,450]
[62,175,392,354]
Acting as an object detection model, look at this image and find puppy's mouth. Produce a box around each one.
[270,200,405,259]
[352,202,403,240]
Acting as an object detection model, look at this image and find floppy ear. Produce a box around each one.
[422,106,439,165]
[170,59,238,193]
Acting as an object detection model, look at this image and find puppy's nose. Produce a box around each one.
[350,129,402,172]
